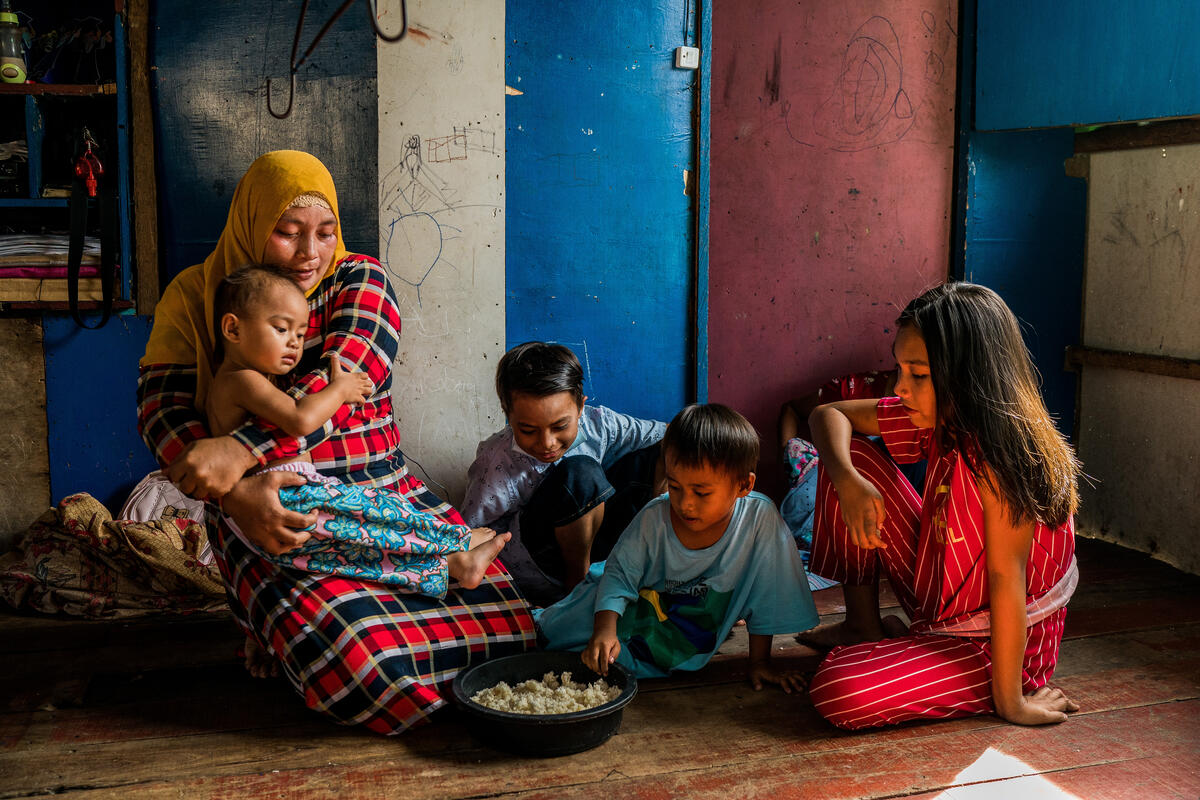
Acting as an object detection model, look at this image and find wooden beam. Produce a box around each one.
[127,0,160,314]
[1074,116,1200,154]
[1065,345,1200,381]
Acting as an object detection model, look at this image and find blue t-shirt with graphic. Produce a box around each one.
[536,492,820,678]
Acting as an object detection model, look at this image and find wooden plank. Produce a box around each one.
[0,84,115,96]
[1,540,1196,799]
[0,610,236,655]
[1066,345,1200,382]
[12,701,1198,800]
[883,756,1200,800]
[126,0,159,314]
[1075,117,1200,154]
[0,318,49,553]
[1,631,1195,799]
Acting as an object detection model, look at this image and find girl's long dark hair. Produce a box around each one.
[898,282,1080,527]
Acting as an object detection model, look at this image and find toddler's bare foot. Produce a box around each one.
[448,532,511,590]
[468,526,498,549]
[243,635,279,679]
[794,614,909,651]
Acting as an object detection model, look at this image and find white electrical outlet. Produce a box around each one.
[675,46,700,70]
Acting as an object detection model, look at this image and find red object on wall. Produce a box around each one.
[709,1,958,498]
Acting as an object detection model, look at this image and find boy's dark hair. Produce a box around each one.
[212,263,304,361]
[495,342,584,414]
[662,403,759,479]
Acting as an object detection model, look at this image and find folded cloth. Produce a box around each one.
[0,265,101,278]
[0,493,226,618]
[120,470,211,565]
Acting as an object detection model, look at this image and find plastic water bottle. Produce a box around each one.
[0,1,26,84]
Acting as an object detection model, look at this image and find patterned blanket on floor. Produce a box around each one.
[0,493,226,617]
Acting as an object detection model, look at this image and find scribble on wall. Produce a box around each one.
[922,5,956,86]
[427,126,498,163]
[812,15,915,152]
[379,126,498,305]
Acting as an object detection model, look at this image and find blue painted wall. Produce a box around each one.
[505,2,695,422]
[151,0,379,279]
[43,314,159,511]
[961,0,1088,436]
[976,0,1200,129]
[959,130,1086,433]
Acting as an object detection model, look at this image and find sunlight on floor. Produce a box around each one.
[931,748,1082,799]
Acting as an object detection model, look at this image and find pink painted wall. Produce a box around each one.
[710,1,958,498]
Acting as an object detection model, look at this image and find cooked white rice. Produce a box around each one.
[471,670,622,715]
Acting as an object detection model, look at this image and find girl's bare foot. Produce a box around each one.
[243,635,279,679]
[794,614,909,651]
[448,532,511,589]
[468,527,498,549]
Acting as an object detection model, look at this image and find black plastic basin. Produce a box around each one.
[451,650,638,757]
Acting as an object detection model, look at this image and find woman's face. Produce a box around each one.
[262,205,338,293]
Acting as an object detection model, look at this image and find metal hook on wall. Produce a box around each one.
[366,0,407,43]
[267,0,408,120]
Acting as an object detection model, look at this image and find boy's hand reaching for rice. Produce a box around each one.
[583,610,621,676]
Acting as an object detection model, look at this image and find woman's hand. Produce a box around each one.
[220,470,318,555]
[998,686,1079,726]
[835,472,887,549]
[167,437,259,500]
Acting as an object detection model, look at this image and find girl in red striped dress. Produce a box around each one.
[802,282,1081,729]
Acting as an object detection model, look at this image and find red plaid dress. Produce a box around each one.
[138,255,535,734]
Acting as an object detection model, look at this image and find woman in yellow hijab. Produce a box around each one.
[137,151,534,735]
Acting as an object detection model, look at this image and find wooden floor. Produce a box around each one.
[2,536,1198,799]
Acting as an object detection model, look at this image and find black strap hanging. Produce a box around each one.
[67,127,115,329]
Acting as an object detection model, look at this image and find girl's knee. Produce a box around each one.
[808,647,892,730]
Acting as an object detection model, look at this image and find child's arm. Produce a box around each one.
[582,610,621,676]
[779,392,821,445]
[747,633,806,694]
[237,356,372,438]
[808,399,886,550]
[981,473,1079,725]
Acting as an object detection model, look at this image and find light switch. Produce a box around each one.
[674,46,700,70]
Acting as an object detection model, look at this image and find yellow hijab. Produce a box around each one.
[142,151,350,410]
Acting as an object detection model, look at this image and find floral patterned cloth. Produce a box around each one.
[226,462,472,597]
[0,493,226,617]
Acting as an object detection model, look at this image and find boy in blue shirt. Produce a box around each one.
[460,342,666,605]
[538,404,819,690]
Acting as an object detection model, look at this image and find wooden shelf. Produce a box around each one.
[0,82,118,96]
[0,198,71,208]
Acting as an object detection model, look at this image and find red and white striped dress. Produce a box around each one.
[807,397,1075,729]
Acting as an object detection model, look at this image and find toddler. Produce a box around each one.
[206,264,507,597]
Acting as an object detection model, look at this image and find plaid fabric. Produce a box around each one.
[139,255,536,734]
[211,472,535,734]
[138,256,408,487]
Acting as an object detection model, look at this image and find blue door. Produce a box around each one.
[506,2,697,421]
